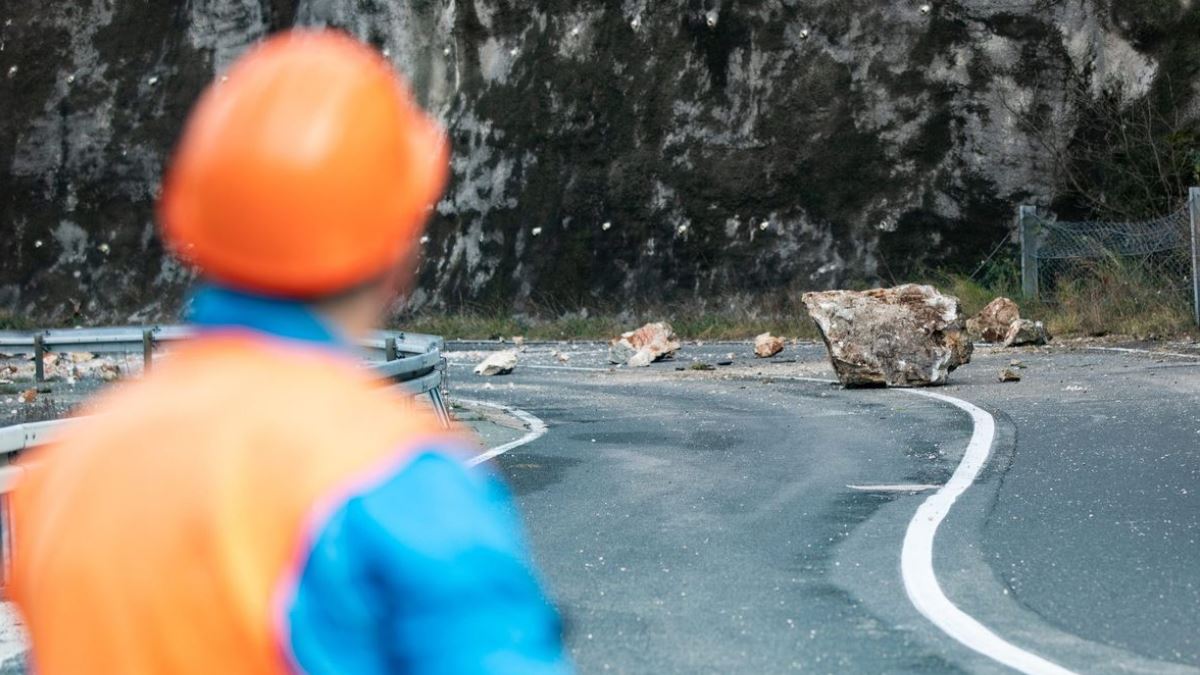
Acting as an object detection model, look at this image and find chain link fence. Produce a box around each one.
[1019,188,1200,326]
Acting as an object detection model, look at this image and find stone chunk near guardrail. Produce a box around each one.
[474,350,519,377]
[802,284,973,387]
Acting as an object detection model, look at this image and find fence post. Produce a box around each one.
[142,329,154,372]
[1019,205,1039,299]
[33,335,44,383]
[1190,187,1200,327]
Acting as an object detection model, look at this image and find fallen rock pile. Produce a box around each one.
[609,322,681,367]
[474,350,519,376]
[753,333,785,358]
[1003,319,1051,348]
[966,297,1051,347]
[802,284,973,387]
[966,298,1020,343]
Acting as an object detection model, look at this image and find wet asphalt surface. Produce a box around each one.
[446,340,1200,674]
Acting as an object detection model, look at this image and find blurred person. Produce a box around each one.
[10,30,569,675]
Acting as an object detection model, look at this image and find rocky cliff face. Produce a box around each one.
[2,0,1196,322]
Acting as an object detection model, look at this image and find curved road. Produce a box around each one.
[448,341,1200,674]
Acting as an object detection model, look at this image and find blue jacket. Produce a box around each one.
[191,286,570,674]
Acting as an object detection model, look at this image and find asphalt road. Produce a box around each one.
[446,340,1200,674]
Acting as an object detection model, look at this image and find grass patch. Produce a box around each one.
[1041,257,1195,338]
[0,311,32,331]
[924,252,1197,339]
[398,251,1199,342]
[395,297,822,341]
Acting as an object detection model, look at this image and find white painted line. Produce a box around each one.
[455,398,549,468]
[899,388,1077,675]
[1087,346,1200,360]
[448,362,609,373]
[522,364,610,373]
[847,483,940,493]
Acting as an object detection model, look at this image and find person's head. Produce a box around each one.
[158,30,448,338]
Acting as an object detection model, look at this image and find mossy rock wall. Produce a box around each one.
[1,0,1195,321]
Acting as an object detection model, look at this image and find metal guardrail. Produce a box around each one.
[0,326,452,586]
[0,325,447,394]
[0,325,450,438]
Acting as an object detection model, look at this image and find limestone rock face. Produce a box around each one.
[802,285,973,388]
[609,322,680,367]
[754,333,785,358]
[967,298,1022,343]
[474,350,518,376]
[1003,320,1051,347]
[1,1,1184,321]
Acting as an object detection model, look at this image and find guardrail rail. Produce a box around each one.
[0,325,452,588]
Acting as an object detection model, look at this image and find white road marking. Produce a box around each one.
[449,361,609,373]
[847,483,940,493]
[455,364,1079,671]
[522,364,611,373]
[455,398,549,467]
[899,388,1077,675]
[1087,346,1200,360]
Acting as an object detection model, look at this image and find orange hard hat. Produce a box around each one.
[158,30,448,297]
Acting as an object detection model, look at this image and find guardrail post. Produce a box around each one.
[1019,205,1040,300]
[142,329,154,372]
[1190,187,1200,327]
[33,335,44,383]
[0,491,10,591]
[385,337,398,362]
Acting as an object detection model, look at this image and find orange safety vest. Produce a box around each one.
[11,334,457,674]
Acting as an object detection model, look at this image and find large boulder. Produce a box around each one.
[802,284,973,387]
[967,297,1022,343]
[609,322,681,367]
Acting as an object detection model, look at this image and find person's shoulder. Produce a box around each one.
[346,448,522,556]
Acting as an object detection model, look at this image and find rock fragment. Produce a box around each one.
[627,350,654,368]
[967,297,1021,343]
[998,368,1022,382]
[802,284,972,387]
[1003,319,1050,347]
[608,322,681,366]
[17,388,37,403]
[754,333,784,358]
[474,350,519,376]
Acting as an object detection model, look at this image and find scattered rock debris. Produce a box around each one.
[967,297,1021,343]
[474,350,519,377]
[609,322,681,367]
[998,368,1022,383]
[754,333,785,358]
[1003,319,1051,347]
